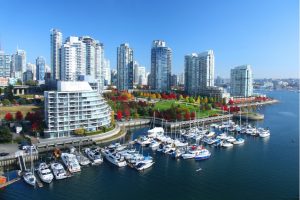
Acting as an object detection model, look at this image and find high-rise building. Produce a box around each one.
[150,40,172,91]
[230,65,253,97]
[36,56,45,81]
[178,72,184,86]
[184,50,214,95]
[171,74,178,87]
[80,36,104,89]
[23,70,33,82]
[61,36,86,81]
[133,61,140,85]
[11,49,26,81]
[44,81,111,138]
[111,69,117,86]
[50,29,63,80]
[0,50,11,78]
[117,43,133,90]
[102,58,111,86]
[138,66,146,85]
[26,63,36,81]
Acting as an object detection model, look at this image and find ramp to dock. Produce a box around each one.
[18,156,27,172]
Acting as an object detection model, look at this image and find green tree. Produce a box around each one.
[0,126,12,143]
[2,99,10,106]
[4,85,14,101]
[25,80,37,86]
[74,128,86,136]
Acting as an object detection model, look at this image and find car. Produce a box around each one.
[0,152,9,157]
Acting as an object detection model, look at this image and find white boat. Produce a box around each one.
[233,138,245,145]
[61,153,81,173]
[108,143,127,152]
[149,140,161,150]
[85,148,103,165]
[137,136,152,146]
[194,149,211,160]
[226,136,237,143]
[181,151,196,159]
[101,149,127,167]
[162,144,176,154]
[173,139,188,147]
[135,156,154,171]
[217,133,229,140]
[23,172,36,187]
[221,141,233,148]
[258,128,270,138]
[50,162,68,180]
[147,127,164,138]
[76,153,91,166]
[206,131,215,137]
[37,162,54,183]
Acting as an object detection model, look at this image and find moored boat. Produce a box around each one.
[37,162,54,184]
[50,162,68,180]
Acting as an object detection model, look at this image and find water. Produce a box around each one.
[1,90,299,200]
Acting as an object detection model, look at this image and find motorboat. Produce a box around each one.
[162,144,176,154]
[23,171,36,187]
[76,153,91,166]
[233,138,245,145]
[108,143,127,152]
[37,162,54,183]
[101,149,127,167]
[171,148,185,158]
[221,141,233,148]
[217,133,229,140]
[147,127,164,138]
[137,136,152,146]
[194,149,211,161]
[173,139,188,147]
[50,162,68,180]
[61,153,81,173]
[258,128,270,138]
[149,140,161,150]
[85,148,103,165]
[205,131,215,138]
[135,156,154,171]
[226,136,237,143]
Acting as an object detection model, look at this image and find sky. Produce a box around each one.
[0,0,298,78]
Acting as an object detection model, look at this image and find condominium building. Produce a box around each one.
[44,81,111,138]
[61,36,86,81]
[184,50,214,95]
[50,29,63,80]
[117,43,133,90]
[0,50,11,78]
[150,40,172,91]
[36,56,45,81]
[102,58,111,86]
[230,65,253,97]
[11,49,26,81]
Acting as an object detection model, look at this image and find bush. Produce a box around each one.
[0,126,12,143]
[2,99,10,106]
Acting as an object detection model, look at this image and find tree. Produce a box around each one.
[176,113,182,121]
[124,109,130,120]
[191,112,196,120]
[2,99,10,106]
[18,98,27,105]
[4,85,14,101]
[74,128,86,136]
[0,126,12,143]
[117,110,122,120]
[15,111,23,121]
[184,111,190,121]
[179,95,183,100]
[196,96,201,104]
[4,113,13,121]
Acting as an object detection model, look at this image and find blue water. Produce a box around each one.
[1,90,299,200]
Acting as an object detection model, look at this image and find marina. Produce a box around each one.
[0,90,298,200]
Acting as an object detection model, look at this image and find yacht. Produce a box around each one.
[37,162,54,183]
[50,162,68,180]
[101,149,127,167]
[194,149,211,161]
[136,136,152,146]
[76,153,91,166]
[135,156,154,171]
[233,138,245,145]
[108,143,127,152]
[171,148,185,158]
[61,153,81,173]
[149,140,161,150]
[221,141,233,148]
[85,148,103,165]
[23,172,36,187]
[173,139,188,147]
[258,128,270,138]
[226,136,237,143]
[147,127,164,138]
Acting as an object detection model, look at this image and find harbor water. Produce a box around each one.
[0,90,299,200]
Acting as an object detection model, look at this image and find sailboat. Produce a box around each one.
[23,148,36,187]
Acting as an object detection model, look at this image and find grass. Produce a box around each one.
[154,100,221,119]
[0,105,42,118]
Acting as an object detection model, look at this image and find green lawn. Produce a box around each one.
[154,100,221,119]
[0,105,42,119]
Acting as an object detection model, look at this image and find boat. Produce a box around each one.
[258,128,270,138]
[37,162,54,183]
[226,136,237,143]
[69,146,90,166]
[149,140,161,150]
[23,172,36,187]
[134,156,154,171]
[171,148,185,158]
[233,138,245,145]
[108,143,127,152]
[221,141,233,148]
[85,147,103,165]
[101,149,127,167]
[136,136,151,146]
[50,162,68,180]
[147,127,164,138]
[61,153,81,173]
[173,139,188,147]
[194,149,211,161]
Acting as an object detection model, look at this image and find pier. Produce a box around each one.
[0,152,39,168]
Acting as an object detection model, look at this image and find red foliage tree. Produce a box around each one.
[25,112,34,122]
[176,113,182,121]
[184,111,190,121]
[124,109,130,120]
[191,112,196,120]
[4,112,13,121]
[228,99,234,105]
[117,110,122,120]
[31,122,39,132]
[15,111,23,121]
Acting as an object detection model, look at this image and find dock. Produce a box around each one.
[0,177,21,189]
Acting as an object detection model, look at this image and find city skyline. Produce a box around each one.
[0,0,298,79]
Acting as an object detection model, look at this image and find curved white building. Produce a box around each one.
[44,81,111,138]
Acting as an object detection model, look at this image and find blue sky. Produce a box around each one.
[0,0,298,78]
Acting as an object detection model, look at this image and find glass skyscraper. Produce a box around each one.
[150,40,172,92]
[117,43,133,90]
[36,56,45,81]
[50,29,63,80]
[230,65,253,97]
[0,50,11,78]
